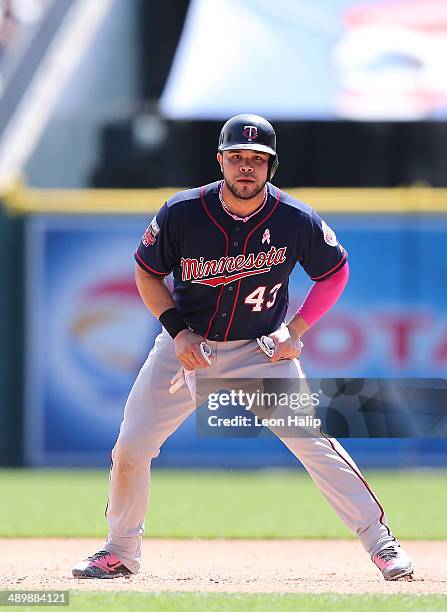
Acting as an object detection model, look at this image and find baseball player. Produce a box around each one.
[73,114,413,581]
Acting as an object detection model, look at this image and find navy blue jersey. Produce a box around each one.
[135,181,347,341]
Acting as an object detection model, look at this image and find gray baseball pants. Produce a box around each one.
[103,328,395,573]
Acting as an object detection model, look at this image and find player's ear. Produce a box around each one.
[217,151,223,172]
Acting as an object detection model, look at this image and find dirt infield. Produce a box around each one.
[2,539,446,594]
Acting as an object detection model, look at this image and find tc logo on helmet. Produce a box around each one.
[243,125,258,141]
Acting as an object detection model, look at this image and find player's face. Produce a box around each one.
[218,150,269,200]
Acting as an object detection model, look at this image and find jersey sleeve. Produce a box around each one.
[134,203,179,276]
[299,209,347,281]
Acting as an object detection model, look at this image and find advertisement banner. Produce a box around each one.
[161,0,447,121]
[24,213,447,466]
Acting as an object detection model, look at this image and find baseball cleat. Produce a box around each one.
[372,543,414,581]
[72,550,133,579]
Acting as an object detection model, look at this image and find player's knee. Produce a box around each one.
[111,437,160,470]
[111,441,141,473]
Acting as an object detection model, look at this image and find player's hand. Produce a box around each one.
[174,329,212,370]
[267,326,302,362]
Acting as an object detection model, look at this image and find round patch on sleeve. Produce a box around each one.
[321,220,338,247]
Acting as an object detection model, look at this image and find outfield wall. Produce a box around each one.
[0,207,23,465]
[1,186,447,467]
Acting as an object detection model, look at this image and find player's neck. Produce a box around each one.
[221,182,266,218]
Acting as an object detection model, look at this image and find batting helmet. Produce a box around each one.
[218,114,279,181]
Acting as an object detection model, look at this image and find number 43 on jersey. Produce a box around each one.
[244,284,281,312]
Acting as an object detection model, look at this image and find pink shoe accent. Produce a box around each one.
[372,544,414,581]
[72,550,133,579]
[88,552,122,572]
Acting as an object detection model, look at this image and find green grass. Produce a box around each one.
[0,469,446,539]
[19,592,446,612]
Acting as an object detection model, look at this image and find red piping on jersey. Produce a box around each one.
[224,189,281,341]
[311,251,347,281]
[200,187,230,339]
[319,427,394,541]
[135,250,168,276]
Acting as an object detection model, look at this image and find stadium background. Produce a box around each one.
[1,3,447,607]
[1,0,446,469]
